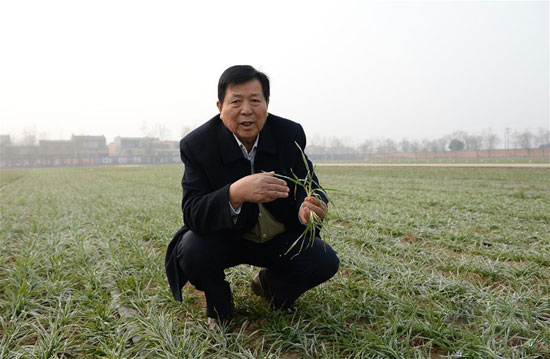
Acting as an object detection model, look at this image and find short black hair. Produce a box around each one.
[218,65,270,105]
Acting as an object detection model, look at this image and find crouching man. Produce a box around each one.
[165,65,339,329]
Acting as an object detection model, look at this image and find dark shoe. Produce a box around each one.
[251,273,270,304]
[207,300,234,331]
[251,272,296,312]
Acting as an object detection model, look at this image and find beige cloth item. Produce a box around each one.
[242,203,286,243]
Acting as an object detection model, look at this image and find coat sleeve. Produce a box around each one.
[179,139,238,234]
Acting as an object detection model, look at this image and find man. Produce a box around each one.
[165,65,339,328]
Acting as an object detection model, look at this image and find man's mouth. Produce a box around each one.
[240,121,254,127]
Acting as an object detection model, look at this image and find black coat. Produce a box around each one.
[165,113,326,301]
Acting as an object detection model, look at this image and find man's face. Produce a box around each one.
[217,79,268,151]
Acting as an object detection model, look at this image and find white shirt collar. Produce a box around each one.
[233,134,259,158]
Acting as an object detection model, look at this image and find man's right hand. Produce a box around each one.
[229,172,289,209]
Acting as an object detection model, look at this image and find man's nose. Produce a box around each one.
[240,101,252,115]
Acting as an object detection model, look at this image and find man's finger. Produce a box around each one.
[262,176,288,186]
[268,189,289,198]
[305,196,323,206]
[267,183,290,193]
[257,187,289,201]
[311,204,326,220]
[259,190,289,203]
[307,197,328,212]
[301,206,310,223]
[302,200,327,220]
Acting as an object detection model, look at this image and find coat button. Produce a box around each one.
[262,233,267,239]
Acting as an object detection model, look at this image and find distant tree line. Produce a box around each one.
[4,126,549,155]
[307,128,550,155]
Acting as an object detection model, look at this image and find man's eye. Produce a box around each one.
[232,100,240,104]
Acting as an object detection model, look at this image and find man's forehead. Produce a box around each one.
[227,90,263,97]
[226,80,263,95]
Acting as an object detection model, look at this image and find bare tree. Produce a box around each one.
[450,131,468,143]
[435,135,450,151]
[426,139,446,152]
[418,138,446,152]
[141,122,171,140]
[181,126,192,138]
[156,124,171,140]
[418,139,431,152]
[464,134,483,150]
[409,140,421,153]
[141,122,155,137]
[358,139,374,154]
[376,138,397,154]
[329,137,355,154]
[329,137,344,153]
[482,129,500,150]
[305,144,327,156]
[309,133,327,148]
[399,138,411,153]
[513,130,534,149]
[21,126,37,145]
[534,127,550,147]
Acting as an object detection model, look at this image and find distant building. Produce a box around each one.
[112,137,153,156]
[0,135,11,147]
[1,135,37,164]
[154,140,179,157]
[0,134,190,168]
[111,137,178,157]
[39,140,74,158]
[37,136,108,158]
[1,144,39,160]
[72,135,108,157]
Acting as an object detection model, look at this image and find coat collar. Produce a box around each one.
[217,113,277,165]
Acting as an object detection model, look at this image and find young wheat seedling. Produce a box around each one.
[274,142,331,259]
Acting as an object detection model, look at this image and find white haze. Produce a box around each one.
[0,0,548,145]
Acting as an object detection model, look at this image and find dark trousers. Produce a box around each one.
[175,230,339,320]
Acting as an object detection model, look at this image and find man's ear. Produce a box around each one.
[216,101,222,115]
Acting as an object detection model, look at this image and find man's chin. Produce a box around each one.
[237,132,258,143]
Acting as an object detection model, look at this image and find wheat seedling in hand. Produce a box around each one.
[273,142,331,259]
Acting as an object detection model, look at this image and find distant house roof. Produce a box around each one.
[0,135,11,146]
[72,135,106,140]
[40,140,72,144]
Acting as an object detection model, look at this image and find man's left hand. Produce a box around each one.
[299,197,328,224]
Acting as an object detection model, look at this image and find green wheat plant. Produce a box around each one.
[1,164,549,357]
[273,142,332,259]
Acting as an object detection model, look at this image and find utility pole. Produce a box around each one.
[504,128,511,150]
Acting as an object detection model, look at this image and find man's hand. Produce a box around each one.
[299,196,328,224]
[229,172,289,209]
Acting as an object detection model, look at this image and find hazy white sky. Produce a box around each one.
[0,0,548,145]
